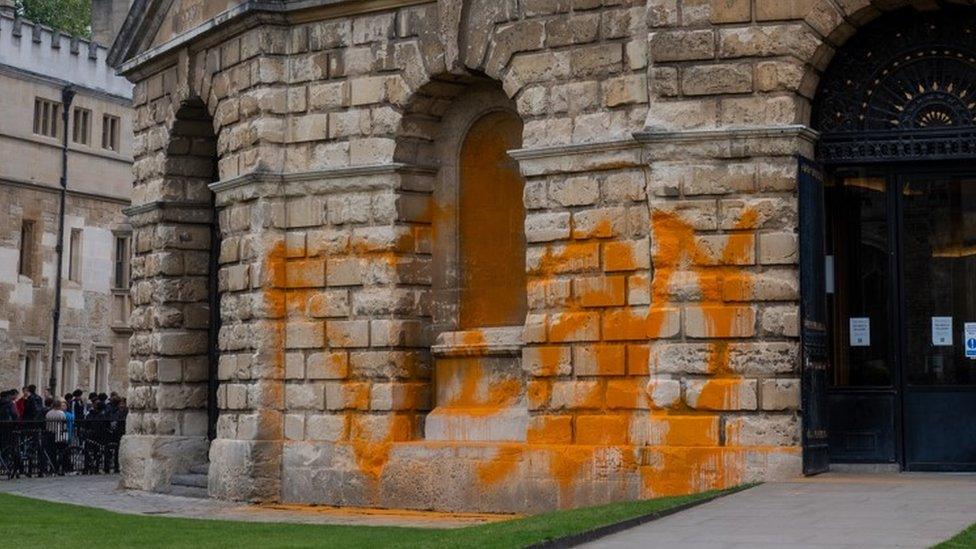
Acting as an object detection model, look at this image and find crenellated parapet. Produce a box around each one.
[0,9,131,99]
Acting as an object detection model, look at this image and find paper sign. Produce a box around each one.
[965,323,976,359]
[932,317,953,346]
[850,317,870,347]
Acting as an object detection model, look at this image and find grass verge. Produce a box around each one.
[934,523,976,549]
[0,486,744,548]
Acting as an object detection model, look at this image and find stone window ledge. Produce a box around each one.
[431,326,522,358]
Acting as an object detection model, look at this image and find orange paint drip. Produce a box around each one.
[258,199,767,503]
[456,205,762,503]
[641,447,743,497]
[349,417,394,481]
[476,444,524,485]
[348,414,415,481]
[443,360,521,417]
[637,207,761,494]
[545,446,594,502]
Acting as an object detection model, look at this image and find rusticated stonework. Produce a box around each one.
[108,0,960,513]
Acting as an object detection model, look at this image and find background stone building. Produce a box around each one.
[0,1,134,397]
[109,0,976,512]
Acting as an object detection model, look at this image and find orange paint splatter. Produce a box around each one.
[476,444,524,485]
[258,198,773,506]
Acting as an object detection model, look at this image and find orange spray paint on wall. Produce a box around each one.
[472,205,764,502]
[259,183,775,505]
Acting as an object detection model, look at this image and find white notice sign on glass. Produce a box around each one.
[932,316,953,346]
[850,317,870,347]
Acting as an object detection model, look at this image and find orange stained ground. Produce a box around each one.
[457,110,527,329]
[254,503,519,524]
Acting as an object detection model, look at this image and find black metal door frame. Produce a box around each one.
[819,162,976,470]
[893,165,976,471]
[890,166,907,469]
[799,156,830,475]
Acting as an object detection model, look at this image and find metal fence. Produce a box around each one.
[0,419,124,479]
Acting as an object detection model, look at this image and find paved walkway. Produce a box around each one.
[587,473,976,549]
[0,475,509,529]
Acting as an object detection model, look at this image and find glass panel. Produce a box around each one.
[827,175,894,387]
[902,175,976,386]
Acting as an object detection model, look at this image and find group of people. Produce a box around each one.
[0,385,128,423]
[0,386,127,478]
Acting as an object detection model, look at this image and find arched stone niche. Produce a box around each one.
[394,75,530,443]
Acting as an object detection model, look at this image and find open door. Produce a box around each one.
[799,156,830,475]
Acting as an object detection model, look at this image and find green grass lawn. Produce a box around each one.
[0,487,738,548]
[934,523,976,549]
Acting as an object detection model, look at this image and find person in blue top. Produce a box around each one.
[62,394,75,443]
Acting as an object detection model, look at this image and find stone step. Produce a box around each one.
[171,473,208,488]
[169,484,209,499]
[189,463,210,475]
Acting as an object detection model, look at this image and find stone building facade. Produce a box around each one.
[108,0,976,512]
[0,2,134,397]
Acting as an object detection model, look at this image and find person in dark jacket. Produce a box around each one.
[23,385,44,420]
[70,390,86,418]
[0,390,17,421]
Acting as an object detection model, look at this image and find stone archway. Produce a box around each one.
[809,5,976,471]
[119,96,220,494]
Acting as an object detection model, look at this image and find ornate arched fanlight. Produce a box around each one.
[814,9,976,163]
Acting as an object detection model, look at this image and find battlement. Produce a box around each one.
[0,10,131,99]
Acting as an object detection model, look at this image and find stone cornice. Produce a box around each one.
[509,138,640,161]
[636,125,820,160]
[432,327,523,358]
[635,125,820,145]
[123,199,211,216]
[208,163,437,200]
[112,0,434,78]
[510,138,643,177]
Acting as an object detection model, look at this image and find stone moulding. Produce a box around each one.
[431,326,523,358]
[636,125,821,161]
[510,138,643,177]
[123,199,213,227]
[2,175,131,206]
[110,0,435,76]
[206,163,438,204]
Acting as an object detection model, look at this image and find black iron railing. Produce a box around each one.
[0,419,125,479]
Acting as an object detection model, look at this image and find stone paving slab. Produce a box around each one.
[584,473,976,549]
[0,475,512,529]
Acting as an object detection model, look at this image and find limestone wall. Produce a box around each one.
[0,185,130,395]
[115,0,923,511]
